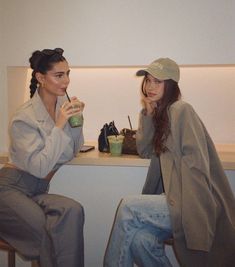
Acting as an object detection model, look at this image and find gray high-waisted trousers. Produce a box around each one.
[0,167,84,267]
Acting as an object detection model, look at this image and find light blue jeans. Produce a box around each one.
[104,194,172,267]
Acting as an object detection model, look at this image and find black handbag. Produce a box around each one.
[98,121,119,152]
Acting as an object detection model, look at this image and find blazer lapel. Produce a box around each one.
[31,90,55,133]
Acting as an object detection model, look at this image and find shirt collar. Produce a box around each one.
[31,89,65,124]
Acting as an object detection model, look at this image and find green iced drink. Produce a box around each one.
[108,135,124,156]
[65,91,83,128]
[69,112,83,128]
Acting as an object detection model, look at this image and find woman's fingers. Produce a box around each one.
[141,97,155,115]
[71,99,85,112]
[61,100,85,117]
[61,101,74,117]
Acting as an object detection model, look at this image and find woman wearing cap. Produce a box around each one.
[0,48,85,267]
[104,58,235,267]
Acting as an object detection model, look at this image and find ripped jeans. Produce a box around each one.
[104,194,172,267]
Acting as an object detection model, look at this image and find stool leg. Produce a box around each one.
[8,250,15,267]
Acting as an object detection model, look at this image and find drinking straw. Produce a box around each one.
[65,91,71,102]
[128,115,133,130]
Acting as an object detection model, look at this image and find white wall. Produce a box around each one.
[69,66,235,144]
[1,0,235,66]
[1,0,235,151]
[0,2,7,153]
[6,65,235,148]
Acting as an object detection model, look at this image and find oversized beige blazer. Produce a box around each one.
[8,90,84,178]
[136,100,235,267]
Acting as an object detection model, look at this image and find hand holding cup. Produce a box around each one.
[68,97,84,128]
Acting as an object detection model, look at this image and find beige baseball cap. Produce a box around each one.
[136,57,180,82]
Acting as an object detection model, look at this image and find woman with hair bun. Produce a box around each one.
[0,48,85,267]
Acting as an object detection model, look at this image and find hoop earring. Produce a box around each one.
[39,82,44,89]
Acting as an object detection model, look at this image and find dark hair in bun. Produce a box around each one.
[29,48,66,98]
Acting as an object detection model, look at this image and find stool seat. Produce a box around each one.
[0,238,40,267]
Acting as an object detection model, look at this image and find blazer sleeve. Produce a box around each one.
[171,103,218,251]
[136,110,155,158]
[9,119,71,178]
[69,125,84,155]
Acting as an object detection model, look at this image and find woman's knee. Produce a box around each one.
[116,197,138,219]
[62,197,85,225]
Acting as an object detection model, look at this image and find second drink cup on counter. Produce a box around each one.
[108,135,124,156]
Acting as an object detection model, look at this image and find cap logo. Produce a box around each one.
[155,62,163,70]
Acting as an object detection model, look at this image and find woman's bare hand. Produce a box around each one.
[70,97,85,112]
[56,97,85,129]
[141,96,156,115]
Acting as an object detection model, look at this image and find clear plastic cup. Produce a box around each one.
[68,112,83,127]
[68,103,83,128]
[108,135,124,156]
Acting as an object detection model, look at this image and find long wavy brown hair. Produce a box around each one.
[142,78,181,155]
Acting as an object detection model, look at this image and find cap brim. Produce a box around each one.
[136,69,148,76]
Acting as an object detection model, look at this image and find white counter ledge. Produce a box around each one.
[69,143,235,170]
[69,149,149,167]
[1,143,234,170]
